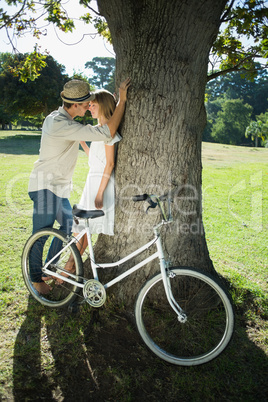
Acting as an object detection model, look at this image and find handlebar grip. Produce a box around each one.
[132,194,148,202]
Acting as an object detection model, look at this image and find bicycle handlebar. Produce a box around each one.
[132,192,172,203]
[132,194,149,202]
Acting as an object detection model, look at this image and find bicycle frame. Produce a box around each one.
[42,218,185,318]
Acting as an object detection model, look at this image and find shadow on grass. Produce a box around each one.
[13,297,51,401]
[0,134,40,155]
[13,296,96,401]
[13,290,268,401]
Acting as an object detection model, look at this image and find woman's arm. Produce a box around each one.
[106,77,130,138]
[94,145,115,209]
[80,141,90,157]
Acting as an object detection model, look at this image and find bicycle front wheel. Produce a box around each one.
[135,267,234,366]
[21,228,83,308]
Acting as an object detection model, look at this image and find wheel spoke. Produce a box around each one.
[135,267,234,366]
[21,229,83,308]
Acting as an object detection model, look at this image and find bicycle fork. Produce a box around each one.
[154,227,187,323]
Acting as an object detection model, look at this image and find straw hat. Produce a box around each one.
[61,80,95,103]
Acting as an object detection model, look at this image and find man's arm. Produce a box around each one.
[107,78,130,138]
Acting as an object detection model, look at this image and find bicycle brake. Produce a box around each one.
[146,198,158,213]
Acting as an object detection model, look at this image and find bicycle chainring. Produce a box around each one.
[83,279,106,307]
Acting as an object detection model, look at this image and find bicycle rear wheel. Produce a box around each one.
[21,228,83,308]
[135,267,234,366]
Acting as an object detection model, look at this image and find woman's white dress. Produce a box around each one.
[73,133,121,235]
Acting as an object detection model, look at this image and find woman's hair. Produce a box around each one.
[92,90,116,120]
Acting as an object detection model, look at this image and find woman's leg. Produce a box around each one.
[60,233,88,280]
[76,233,88,256]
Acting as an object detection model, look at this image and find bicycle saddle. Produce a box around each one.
[72,205,105,219]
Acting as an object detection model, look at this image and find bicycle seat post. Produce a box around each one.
[84,218,99,280]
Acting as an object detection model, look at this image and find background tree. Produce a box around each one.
[245,118,268,147]
[1,0,267,304]
[257,111,268,147]
[0,53,68,122]
[85,56,115,91]
[206,67,268,116]
[204,68,268,145]
[211,98,253,145]
[203,98,225,142]
[0,104,18,129]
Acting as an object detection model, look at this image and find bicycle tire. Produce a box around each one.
[21,228,83,308]
[135,267,234,366]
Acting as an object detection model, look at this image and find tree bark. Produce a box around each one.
[90,0,228,304]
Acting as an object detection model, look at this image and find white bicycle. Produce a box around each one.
[21,193,234,366]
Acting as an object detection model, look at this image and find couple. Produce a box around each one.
[28,77,130,294]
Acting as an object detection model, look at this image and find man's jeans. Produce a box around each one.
[28,190,73,282]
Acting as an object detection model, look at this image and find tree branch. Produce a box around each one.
[0,0,27,30]
[207,57,265,82]
[5,26,17,52]
[220,0,236,23]
[208,66,246,81]
[79,0,101,16]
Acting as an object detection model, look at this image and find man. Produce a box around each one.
[28,78,130,294]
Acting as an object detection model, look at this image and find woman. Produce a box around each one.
[71,89,121,258]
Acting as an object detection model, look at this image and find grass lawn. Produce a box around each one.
[0,130,267,401]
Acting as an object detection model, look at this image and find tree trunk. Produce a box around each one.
[90,0,228,304]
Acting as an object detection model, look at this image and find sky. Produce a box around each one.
[0,0,114,77]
